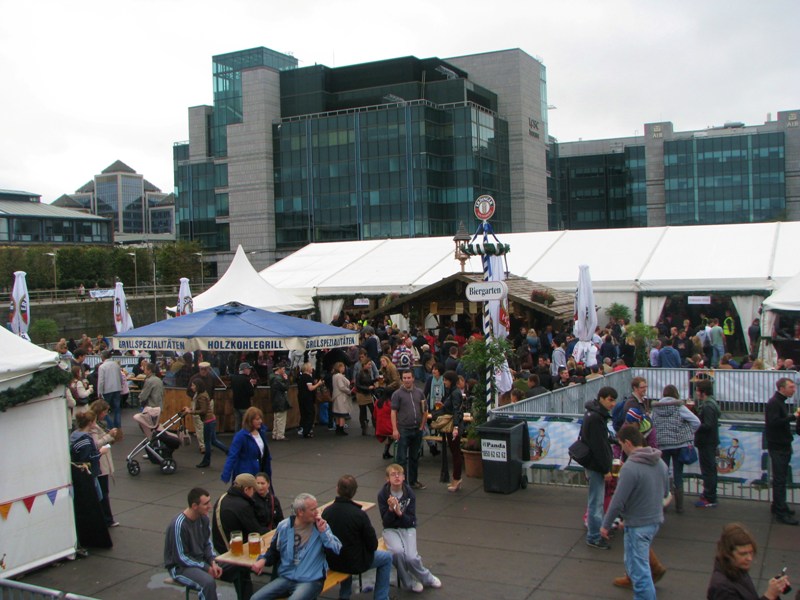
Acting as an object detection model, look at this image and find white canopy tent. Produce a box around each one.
[190,245,313,314]
[758,270,800,366]
[260,222,800,331]
[0,329,76,578]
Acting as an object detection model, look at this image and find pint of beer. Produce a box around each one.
[230,531,243,556]
[611,459,622,476]
[248,532,261,558]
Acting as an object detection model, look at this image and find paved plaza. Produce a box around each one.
[14,405,799,600]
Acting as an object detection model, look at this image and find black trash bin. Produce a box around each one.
[476,417,529,494]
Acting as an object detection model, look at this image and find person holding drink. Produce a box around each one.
[211,473,268,600]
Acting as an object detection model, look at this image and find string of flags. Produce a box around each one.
[0,484,72,521]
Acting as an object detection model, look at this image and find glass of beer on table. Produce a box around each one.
[230,530,243,556]
[248,532,261,558]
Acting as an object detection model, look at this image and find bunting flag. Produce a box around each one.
[46,490,58,505]
[0,503,10,520]
[22,496,36,513]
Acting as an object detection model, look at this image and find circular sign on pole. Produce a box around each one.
[474,195,496,221]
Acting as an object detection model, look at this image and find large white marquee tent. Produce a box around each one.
[259,222,800,331]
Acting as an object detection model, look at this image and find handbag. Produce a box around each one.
[315,383,331,403]
[568,437,592,468]
[678,443,698,465]
[430,414,454,434]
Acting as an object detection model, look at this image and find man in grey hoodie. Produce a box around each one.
[601,424,669,600]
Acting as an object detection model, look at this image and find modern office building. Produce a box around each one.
[551,110,800,229]
[0,189,112,245]
[54,160,175,243]
[174,47,548,269]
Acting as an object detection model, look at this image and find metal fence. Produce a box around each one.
[494,368,797,419]
[0,579,97,600]
[491,368,799,503]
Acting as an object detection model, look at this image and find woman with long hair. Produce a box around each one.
[438,370,465,492]
[253,472,284,531]
[707,523,790,599]
[66,365,93,427]
[88,399,121,527]
[331,361,351,436]
[221,406,272,484]
[354,352,378,435]
[185,379,227,469]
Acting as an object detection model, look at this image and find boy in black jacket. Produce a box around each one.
[583,386,618,550]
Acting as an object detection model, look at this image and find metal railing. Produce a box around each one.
[494,368,797,419]
[0,579,97,600]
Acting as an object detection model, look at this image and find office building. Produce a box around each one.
[174,47,548,268]
[54,160,175,243]
[551,111,800,229]
[0,189,112,245]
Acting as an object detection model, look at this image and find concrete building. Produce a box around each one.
[552,110,800,229]
[174,47,548,272]
[53,160,175,243]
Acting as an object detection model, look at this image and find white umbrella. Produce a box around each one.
[176,277,193,317]
[572,264,598,364]
[9,271,31,340]
[113,282,134,333]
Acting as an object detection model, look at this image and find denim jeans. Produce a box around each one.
[624,523,659,600]
[202,420,228,464]
[661,448,685,491]
[338,550,393,600]
[251,577,323,600]
[711,344,724,368]
[585,469,605,544]
[103,391,122,429]
[396,427,423,485]
[697,444,718,503]
[769,448,792,514]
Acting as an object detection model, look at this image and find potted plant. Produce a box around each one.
[530,289,555,306]
[626,322,659,367]
[458,336,512,477]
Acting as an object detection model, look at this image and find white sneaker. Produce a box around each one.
[410,581,423,593]
[429,576,442,588]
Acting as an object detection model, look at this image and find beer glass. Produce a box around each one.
[230,530,243,556]
[248,532,261,558]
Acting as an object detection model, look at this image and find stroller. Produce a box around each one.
[126,408,186,476]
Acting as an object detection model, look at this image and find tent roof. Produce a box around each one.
[260,222,800,301]
[0,328,60,390]
[193,246,313,313]
[762,269,800,312]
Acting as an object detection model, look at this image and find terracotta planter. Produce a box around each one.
[462,449,483,479]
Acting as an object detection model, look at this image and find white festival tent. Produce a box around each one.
[259,221,800,332]
[188,245,313,314]
[0,329,76,578]
[758,270,800,367]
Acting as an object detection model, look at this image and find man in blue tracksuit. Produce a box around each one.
[252,493,342,600]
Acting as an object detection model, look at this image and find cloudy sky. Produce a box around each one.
[2,0,797,202]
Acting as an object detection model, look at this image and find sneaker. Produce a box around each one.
[297,428,304,436]
[410,581,424,593]
[428,576,442,588]
[108,521,120,528]
[411,482,427,490]
[694,497,717,508]
[586,538,611,550]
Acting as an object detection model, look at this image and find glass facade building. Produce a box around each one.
[552,111,799,230]
[664,132,785,225]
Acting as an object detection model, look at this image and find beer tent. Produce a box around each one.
[0,328,74,578]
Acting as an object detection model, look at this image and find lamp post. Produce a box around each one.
[452,221,471,273]
[127,252,137,295]
[194,252,204,290]
[45,252,57,298]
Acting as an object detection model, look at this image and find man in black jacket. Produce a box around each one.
[230,362,257,432]
[765,377,799,525]
[582,386,618,550]
[694,379,721,508]
[322,475,393,600]
[211,473,269,599]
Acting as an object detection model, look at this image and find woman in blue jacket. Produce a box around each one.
[221,407,272,484]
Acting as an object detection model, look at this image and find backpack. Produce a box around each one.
[611,397,629,432]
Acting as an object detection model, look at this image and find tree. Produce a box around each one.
[459,336,512,441]
[29,318,59,345]
[605,302,632,324]
[626,322,659,367]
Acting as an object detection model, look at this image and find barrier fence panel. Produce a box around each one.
[0,579,97,600]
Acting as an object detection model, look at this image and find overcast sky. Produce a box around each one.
[2,0,797,203]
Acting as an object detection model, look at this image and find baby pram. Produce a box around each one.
[126,408,186,476]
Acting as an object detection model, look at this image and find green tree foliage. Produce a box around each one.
[29,318,59,344]
[605,302,632,324]
[626,322,659,367]
[459,336,512,439]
